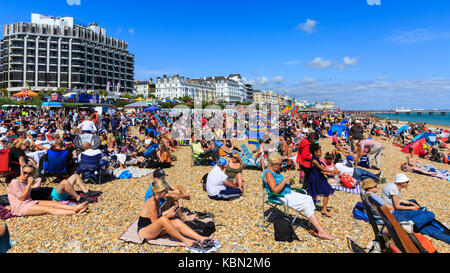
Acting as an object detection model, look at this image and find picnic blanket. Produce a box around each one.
[119,217,221,252]
[421,164,450,181]
[113,168,155,179]
[119,218,184,246]
[328,178,362,195]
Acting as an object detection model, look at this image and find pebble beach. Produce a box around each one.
[1,128,449,253]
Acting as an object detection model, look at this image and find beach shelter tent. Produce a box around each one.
[397,125,410,135]
[144,105,161,112]
[340,119,348,125]
[412,132,427,142]
[426,133,437,145]
[327,125,350,137]
[441,130,449,142]
[401,138,427,157]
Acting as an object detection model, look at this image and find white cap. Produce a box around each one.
[395,173,410,183]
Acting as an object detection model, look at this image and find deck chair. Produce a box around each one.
[190,143,208,167]
[240,145,261,169]
[76,153,108,184]
[367,195,421,253]
[73,133,102,149]
[360,193,388,250]
[0,149,15,189]
[262,180,307,233]
[41,150,69,185]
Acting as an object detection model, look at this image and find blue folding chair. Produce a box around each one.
[76,153,108,184]
[41,150,69,184]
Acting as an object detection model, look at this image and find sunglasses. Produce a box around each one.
[23,171,33,176]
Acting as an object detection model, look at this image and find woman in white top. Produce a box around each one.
[77,117,97,134]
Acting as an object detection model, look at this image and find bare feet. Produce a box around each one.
[316,231,336,241]
[321,210,332,218]
[73,202,88,213]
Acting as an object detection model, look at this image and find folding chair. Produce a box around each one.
[360,193,388,250]
[41,150,69,185]
[0,149,15,190]
[367,195,420,253]
[190,143,208,167]
[76,153,108,184]
[262,180,306,233]
[240,144,261,169]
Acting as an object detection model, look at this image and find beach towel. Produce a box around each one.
[119,219,184,247]
[328,178,362,195]
[113,168,155,179]
[0,205,15,220]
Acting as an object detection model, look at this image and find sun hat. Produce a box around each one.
[395,173,410,184]
[362,178,378,191]
[217,158,228,166]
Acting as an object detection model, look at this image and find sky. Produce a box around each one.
[1,0,450,110]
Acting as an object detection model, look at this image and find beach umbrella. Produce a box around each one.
[136,97,145,101]
[27,90,38,97]
[13,91,26,97]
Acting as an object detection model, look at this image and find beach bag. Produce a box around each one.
[184,220,216,237]
[0,195,9,206]
[274,217,299,242]
[118,170,132,179]
[352,202,369,223]
[341,173,356,189]
[358,156,370,168]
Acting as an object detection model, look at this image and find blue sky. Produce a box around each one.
[1,0,450,110]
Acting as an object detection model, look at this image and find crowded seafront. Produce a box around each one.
[0,106,449,253]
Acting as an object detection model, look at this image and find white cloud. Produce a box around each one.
[296,19,319,35]
[254,76,270,85]
[272,76,285,84]
[66,0,81,6]
[307,57,333,69]
[282,60,301,65]
[386,28,450,44]
[343,56,359,66]
[300,77,316,84]
[128,29,135,35]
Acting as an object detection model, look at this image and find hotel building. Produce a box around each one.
[0,13,134,93]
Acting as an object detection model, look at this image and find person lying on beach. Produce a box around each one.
[49,173,101,204]
[137,178,212,247]
[7,165,89,217]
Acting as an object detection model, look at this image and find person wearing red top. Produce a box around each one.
[296,133,318,189]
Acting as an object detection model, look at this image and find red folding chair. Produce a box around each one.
[0,149,15,189]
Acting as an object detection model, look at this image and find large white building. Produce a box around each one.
[155,75,215,102]
[0,13,134,93]
[205,75,244,103]
[133,78,155,99]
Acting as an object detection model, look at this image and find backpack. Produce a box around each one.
[358,156,370,168]
[184,220,216,237]
[352,202,369,222]
[274,217,299,242]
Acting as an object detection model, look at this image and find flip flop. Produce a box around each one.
[321,212,332,218]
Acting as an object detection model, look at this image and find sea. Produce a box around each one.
[372,112,450,126]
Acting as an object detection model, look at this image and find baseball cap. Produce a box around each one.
[395,173,410,184]
[362,178,378,191]
[217,158,228,166]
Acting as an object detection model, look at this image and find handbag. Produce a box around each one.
[340,173,356,189]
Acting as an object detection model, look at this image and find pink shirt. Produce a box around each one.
[332,135,339,144]
[7,179,38,217]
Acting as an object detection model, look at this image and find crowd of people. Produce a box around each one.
[0,105,448,251]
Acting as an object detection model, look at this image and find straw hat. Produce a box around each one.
[362,178,378,191]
